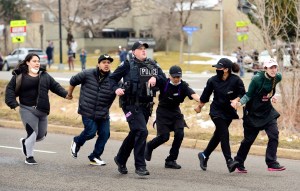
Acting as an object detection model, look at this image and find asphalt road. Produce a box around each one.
[1,127,299,191]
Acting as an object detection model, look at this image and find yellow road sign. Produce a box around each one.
[12,36,25,43]
[237,34,248,42]
[10,20,27,27]
[236,21,250,27]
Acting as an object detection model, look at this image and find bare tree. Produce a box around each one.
[177,0,196,64]
[151,0,179,54]
[151,0,196,60]
[29,0,131,38]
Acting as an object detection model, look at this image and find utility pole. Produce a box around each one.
[58,0,63,70]
[220,0,223,56]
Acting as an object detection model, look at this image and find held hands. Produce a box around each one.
[115,88,125,96]
[148,76,156,88]
[65,94,73,100]
[230,100,241,110]
[194,104,202,113]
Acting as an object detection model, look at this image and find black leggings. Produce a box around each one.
[203,117,232,162]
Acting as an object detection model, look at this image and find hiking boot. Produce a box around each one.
[114,156,128,174]
[135,167,150,176]
[90,157,106,166]
[198,152,208,171]
[267,162,286,171]
[227,159,239,173]
[165,160,181,169]
[70,141,80,159]
[144,142,153,161]
[20,138,27,157]
[236,163,248,173]
[25,156,38,165]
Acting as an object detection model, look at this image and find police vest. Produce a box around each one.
[130,58,158,97]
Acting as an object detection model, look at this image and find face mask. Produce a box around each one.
[31,68,39,74]
[170,81,181,86]
[216,69,224,79]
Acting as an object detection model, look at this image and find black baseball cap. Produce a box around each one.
[213,58,233,69]
[98,54,113,63]
[169,65,182,77]
[131,41,149,51]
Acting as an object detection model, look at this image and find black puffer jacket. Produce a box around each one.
[5,67,68,115]
[70,68,116,120]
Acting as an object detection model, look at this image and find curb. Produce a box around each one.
[0,119,299,160]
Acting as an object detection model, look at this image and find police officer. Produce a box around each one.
[109,41,165,176]
[144,65,200,169]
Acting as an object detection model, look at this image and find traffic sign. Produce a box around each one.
[12,36,25,43]
[10,20,27,43]
[182,26,199,35]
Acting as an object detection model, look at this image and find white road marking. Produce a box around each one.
[0,145,56,154]
[54,77,70,81]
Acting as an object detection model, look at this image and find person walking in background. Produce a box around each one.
[5,53,72,165]
[195,58,245,173]
[67,47,74,71]
[71,39,78,59]
[69,54,116,166]
[236,46,244,77]
[45,41,54,69]
[145,65,200,169]
[79,48,87,70]
[231,58,285,173]
[120,47,128,63]
[109,41,165,176]
[0,51,3,70]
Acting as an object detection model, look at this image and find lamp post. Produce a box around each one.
[58,0,63,70]
[220,0,223,56]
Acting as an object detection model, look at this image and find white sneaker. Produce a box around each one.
[71,141,80,159]
[90,157,106,166]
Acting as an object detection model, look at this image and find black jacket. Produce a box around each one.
[70,68,116,120]
[200,74,245,120]
[5,68,68,115]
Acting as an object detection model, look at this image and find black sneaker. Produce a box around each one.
[20,138,27,157]
[25,156,38,165]
[268,162,286,171]
[165,160,181,169]
[198,152,208,171]
[144,142,152,161]
[227,159,239,173]
[135,167,150,176]
[70,141,80,159]
[236,163,247,173]
[114,156,128,174]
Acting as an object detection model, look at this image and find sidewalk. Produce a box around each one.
[1,119,299,160]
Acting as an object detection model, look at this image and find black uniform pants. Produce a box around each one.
[234,121,279,165]
[148,128,184,162]
[204,117,232,162]
[116,105,149,168]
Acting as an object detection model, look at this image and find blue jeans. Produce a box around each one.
[74,116,110,160]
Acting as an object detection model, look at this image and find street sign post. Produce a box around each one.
[182,26,199,67]
[10,20,27,43]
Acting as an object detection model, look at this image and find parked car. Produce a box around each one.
[2,48,48,71]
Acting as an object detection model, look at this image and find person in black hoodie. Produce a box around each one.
[195,58,246,173]
[5,53,71,165]
[69,54,116,166]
